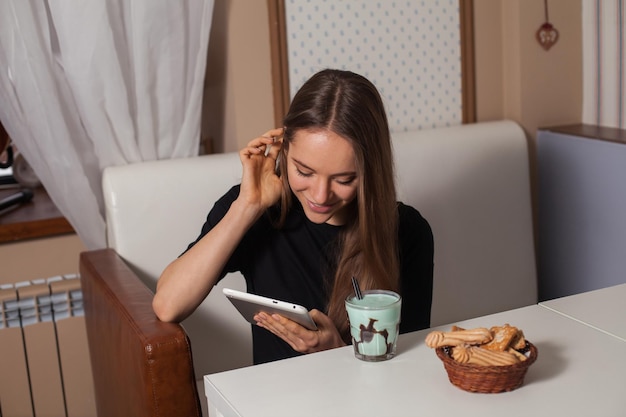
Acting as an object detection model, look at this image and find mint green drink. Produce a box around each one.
[345,290,401,361]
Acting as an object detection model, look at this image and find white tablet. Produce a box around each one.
[223,288,318,331]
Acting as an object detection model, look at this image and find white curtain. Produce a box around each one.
[582,0,626,128]
[0,0,214,249]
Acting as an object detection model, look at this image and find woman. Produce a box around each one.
[153,69,434,364]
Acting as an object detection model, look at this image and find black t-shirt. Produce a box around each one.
[188,185,434,364]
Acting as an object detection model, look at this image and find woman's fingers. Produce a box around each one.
[254,312,314,352]
[242,128,284,160]
[254,309,345,354]
[246,128,284,148]
[266,136,283,159]
[261,127,284,140]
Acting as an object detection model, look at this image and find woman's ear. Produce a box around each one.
[275,157,281,175]
[275,149,285,176]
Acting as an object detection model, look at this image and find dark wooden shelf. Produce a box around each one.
[0,186,74,243]
[540,124,626,144]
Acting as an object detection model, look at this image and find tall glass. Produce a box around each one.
[345,290,402,362]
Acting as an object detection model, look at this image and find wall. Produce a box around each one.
[0,234,85,285]
[474,0,505,122]
[201,0,583,151]
[201,0,275,153]
[475,0,582,136]
[0,0,583,289]
[283,0,464,132]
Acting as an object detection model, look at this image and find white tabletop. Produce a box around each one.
[205,305,626,417]
[540,283,626,342]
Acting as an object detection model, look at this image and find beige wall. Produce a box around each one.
[0,0,583,283]
[474,0,505,121]
[475,0,582,136]
[204,0,583,151]
[202,0,275,153]
[0,234,85,285]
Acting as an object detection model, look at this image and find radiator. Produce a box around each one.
[0,274,96,417]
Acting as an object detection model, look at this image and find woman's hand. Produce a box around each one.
[238,128,284,213]
[254,309,347,354]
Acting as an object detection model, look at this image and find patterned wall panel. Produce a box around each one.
[285,0,462,133]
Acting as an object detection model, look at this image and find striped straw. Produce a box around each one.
[351,276,363,300]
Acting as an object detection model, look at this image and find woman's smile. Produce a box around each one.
[306,198,336,214]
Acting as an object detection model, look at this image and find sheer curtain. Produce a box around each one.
[0,0,214,249]
[582,0,626,128]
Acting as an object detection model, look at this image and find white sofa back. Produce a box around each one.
[392,121,536,326]
[102,119,537,379]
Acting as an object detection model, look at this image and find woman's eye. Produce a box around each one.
[336,177,356,185]
[296,169,312,177]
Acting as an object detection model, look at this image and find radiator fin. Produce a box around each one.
[0,274,96,417]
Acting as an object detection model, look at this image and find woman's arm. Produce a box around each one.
[152,129,284,322]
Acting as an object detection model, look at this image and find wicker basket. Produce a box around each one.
[435,342,538,393]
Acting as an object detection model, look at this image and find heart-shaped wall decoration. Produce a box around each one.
[536,22,559,51]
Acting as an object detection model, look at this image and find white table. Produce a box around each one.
[204,305,626,417]
[539,283,626,342]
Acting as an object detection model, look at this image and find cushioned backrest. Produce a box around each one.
[392,120,537,325]
[102,152,252,378]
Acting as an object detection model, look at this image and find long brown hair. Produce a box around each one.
[278,69,399,342]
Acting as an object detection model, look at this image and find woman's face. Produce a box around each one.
[286,129,359,226]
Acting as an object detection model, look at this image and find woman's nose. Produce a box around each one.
[311,178,331,203]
